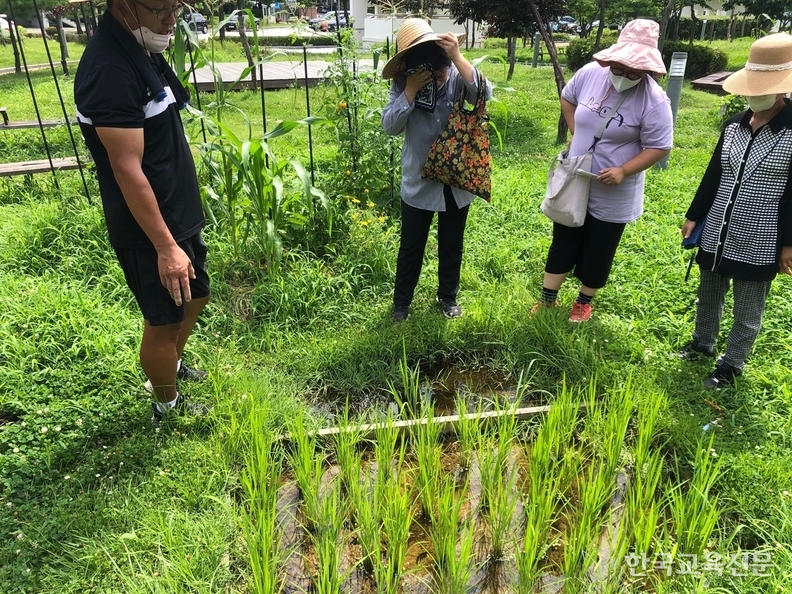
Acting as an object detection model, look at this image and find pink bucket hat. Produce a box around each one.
[592,19,667,76]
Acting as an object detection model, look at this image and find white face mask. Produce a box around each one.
[745,94,778,113]
[131,25,171,53]
[123,1,172,53]
[609,71,642,93]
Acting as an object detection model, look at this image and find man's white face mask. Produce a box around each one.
[123,0,172,53]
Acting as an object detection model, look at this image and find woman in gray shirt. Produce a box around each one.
[381,19,492,321]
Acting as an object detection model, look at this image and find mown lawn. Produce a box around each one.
[0,46,790,593]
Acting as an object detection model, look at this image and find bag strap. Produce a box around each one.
[588,90,631,152]
[458,69,486,114]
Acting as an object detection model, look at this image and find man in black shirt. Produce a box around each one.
[75,0,210,421]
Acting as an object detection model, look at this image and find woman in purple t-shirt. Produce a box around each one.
[533,20,673,322]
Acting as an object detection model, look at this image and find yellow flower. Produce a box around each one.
[360,220,370,227]
[364,188,369,194]
[345,170,351,176]
[367,201,375,209]
[337,101,347,109]
[377,216,385,223]
[351,198,360,204]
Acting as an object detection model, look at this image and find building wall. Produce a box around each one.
[680,2,742,18]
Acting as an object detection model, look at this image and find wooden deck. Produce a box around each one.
[691,71,734,95]
[190,59,376,92]
[0,157,83,177]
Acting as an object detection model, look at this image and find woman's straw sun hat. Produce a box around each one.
[381,18,465,80]
[722,33,792,96]
[592,19,667,75]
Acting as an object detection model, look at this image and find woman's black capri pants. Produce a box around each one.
[545,212,626,289]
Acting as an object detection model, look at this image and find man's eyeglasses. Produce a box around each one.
[610,66,643,81]
[134,2,184,21]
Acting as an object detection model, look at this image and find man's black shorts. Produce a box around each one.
[115,233,210,326]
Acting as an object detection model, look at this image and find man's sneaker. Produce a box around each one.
[703,363,741,390]
[177,362,208,382]
[531,300,558,314]
[151,393,210,423]
[436,297,462,319]
[676,341,716,360]
[392,306,410,322]
[568,301,592,322]
[144,362,207,393]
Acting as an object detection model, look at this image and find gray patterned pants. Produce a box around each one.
[693,269,773,370]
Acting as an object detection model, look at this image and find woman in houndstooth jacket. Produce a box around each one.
[679,33,792,389]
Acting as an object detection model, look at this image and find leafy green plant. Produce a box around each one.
[288,412,325,532]
[315,30,402,212]
[665,436,723,557]
[719,95,747,129]
[429,473,476,593]
[311,476,349,594]
[378,440,412,594]
[412,404,443,520]
[239,428,285,594]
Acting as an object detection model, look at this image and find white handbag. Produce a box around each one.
[541,92,630,227]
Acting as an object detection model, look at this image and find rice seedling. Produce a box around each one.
[374,415,399,502]
[455,395,482,471]
[627,391,666,557]
[387,344,424,415]
[310,477,349,594]
[332,404,365,502]
[664,436,722,557]
[562,457,615,589]
[288,412,326,532]
[487,462,520,562]
[412,404,443,519]
[348,458,381,575]
[517,388,579,590]
[239,427,286,594]
[429,473,477,593]
[377,440,413,594]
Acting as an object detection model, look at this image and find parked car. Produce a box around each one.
[309,11,349,31]
[224,12,258,31]
[0,15,10,33]
[182,11,208,34]
[551,15,577,34]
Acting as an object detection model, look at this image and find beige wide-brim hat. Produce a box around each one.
[722,33,792,96]
[592,19,667,75]
[381,18,465,80]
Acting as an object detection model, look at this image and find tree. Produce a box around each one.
[368,0,448,17]
[724,0,789,33]
[448,0,563,80]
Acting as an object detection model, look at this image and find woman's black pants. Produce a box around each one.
[393,186,470,308]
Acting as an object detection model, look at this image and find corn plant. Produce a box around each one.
[200,128,331,271]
